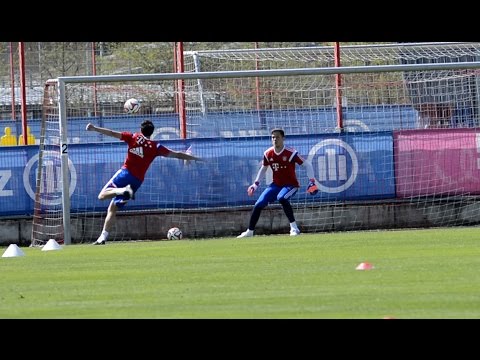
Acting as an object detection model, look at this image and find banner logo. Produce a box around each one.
[307,139,358,193]
[23,152,77,205]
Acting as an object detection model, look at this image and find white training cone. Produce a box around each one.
[356,262,374,270]
[42,239,62,251]
[2,244,25,257]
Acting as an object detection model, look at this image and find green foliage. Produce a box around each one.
[97,42,175,75]
[25,42,92,80]
[0,42,391,87]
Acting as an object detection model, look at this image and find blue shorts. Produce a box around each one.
[102,168,142,208]
[255,183,298,207]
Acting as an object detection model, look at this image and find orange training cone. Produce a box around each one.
[356,262,374,270]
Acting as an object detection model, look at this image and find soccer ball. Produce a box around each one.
[167,227,183,240]
[124,98,140,114]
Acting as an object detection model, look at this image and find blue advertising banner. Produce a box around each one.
[0,131,395,217]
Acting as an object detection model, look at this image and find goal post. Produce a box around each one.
[31,80,75,246]
[31,59,480,245]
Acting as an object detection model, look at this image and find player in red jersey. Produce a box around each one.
[86,120,201,245]
[237,128,318,238]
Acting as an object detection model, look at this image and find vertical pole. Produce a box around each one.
[192,53,206,116]
[91,42,98,117]
[255,42,261,112]
[176,42,187,139]
[58,79,71,245]
[18,42,29,144]
[173,42,178,114]
[9,42,15,120]
[334,42,344,131]
[254,42,265,129]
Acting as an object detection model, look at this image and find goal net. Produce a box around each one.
[184,42,480,133]
[31,44,480,245]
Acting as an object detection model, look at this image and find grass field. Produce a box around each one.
[1,227,480,319]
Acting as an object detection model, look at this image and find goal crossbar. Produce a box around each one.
[46,60,480,245]
[54,61,480,85]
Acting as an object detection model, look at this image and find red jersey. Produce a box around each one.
[120,132,171,181]
[263,146,304,187]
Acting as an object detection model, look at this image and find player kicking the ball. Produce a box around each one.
[237,128,318,238]
[86,120,201,245]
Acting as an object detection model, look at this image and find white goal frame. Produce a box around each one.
[50,60,480,244]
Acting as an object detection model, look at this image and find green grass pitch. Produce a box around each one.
[1,227,480,318]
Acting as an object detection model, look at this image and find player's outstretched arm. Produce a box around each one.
[167,149,203,162]
[85,123,122,139]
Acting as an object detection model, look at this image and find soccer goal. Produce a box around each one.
[31,53,480,246]
[184,42,480,130]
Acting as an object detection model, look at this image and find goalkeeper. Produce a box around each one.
[237,128,318,238]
